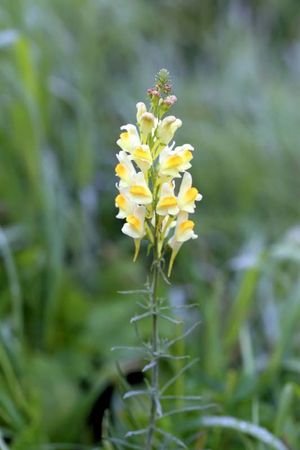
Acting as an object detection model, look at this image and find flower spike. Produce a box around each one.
[115,70,202,277]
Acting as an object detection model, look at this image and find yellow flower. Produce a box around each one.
[121,204,148,262]
[159,144,194,178]
[115,151,136,187]
[132,144,153,172]
[178,172,202,213]
[122,205,146,239]
[115,193,134,219]
[124,172,153,205]
[156,182,179,216]
[168,212,198,276]
[169,212,198,246]
[157,115,182,145]
[117,124,141,153]
[178,144,194,167]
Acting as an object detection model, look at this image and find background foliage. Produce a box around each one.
[1,0,300,448]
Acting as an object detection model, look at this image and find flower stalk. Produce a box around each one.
[146,254,160,450]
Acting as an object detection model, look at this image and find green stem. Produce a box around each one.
[146,234,160,450]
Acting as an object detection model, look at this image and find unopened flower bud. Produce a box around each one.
[140,112,156,135]
[163,83,172,94]
[147,88,161,98]
[157,115,182,145]
[163,95,177,107]
[136,102,147,123]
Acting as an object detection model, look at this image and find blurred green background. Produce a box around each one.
[1,0,300,448]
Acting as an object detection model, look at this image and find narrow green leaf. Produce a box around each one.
[225,266,260,350]
[274,383,294,436]
[199,416,288,450]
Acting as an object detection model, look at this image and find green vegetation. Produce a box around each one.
[1,0,300,448]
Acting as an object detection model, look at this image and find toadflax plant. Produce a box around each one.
[113,69,203,449]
